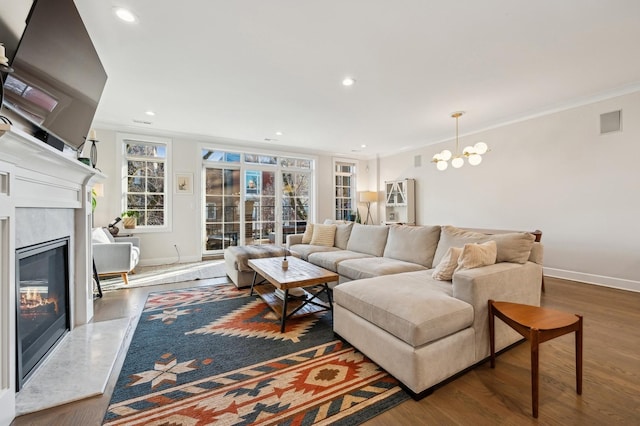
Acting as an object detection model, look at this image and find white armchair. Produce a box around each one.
[92,228,140,284]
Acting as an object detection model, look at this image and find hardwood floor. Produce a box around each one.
[12,277,640,425]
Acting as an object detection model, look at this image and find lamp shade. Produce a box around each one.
[93,183,104,197]
[359,191,378,203]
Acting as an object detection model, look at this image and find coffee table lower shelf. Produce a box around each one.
[253,284,331,331]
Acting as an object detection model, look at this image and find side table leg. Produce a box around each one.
[280,289,289,333]
[531,329,540,419]
[488,300,496,368]
[576,315,583,395]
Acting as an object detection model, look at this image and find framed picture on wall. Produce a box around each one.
[175,172,193,194]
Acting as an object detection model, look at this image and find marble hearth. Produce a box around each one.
[0,125,105,424]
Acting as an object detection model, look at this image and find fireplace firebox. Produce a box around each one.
[15,237,70,391]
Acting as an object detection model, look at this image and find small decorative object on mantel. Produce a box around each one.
[87,129,99,168]
[431,112,489,171]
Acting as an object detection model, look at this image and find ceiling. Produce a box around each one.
[74,0,640,158]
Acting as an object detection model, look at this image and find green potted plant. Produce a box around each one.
[121,210,140,229]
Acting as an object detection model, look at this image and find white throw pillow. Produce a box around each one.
[457,241,497,271]
[91,227,111,244]
[310,224,337,247]
[432,246,463,281]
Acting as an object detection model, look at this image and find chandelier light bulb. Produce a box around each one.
[468,154,482,166]
[474,142,488,155]
[432,111,488,171]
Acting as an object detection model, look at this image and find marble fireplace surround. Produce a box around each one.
[0,126,110,423]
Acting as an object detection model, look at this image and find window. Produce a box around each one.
[121,134,170,228]
[334,160,356,221]
[202,148,315,252]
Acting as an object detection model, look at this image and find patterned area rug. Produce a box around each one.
[103,284,409,425]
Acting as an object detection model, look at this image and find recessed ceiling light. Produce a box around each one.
[275,131,283,136]
[361,144,367,148]
[114,7,137,23]
[342,77,356,87]
[145,111,155,116]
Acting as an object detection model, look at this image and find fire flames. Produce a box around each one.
[20,288,59,315]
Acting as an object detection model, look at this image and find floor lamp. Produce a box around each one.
[359,191,378,225]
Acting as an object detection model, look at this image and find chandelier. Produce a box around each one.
[432,112,488,171]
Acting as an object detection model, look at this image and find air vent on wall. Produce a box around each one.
[414,154,422,167]
[133,119,153,125]
[600,110,621,134]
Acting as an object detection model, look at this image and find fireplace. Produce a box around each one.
[15,237,70,391]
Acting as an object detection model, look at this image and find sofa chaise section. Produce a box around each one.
[331,224,543,397]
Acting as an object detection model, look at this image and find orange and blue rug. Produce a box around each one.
[103,284,409,425]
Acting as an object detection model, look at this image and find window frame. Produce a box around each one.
[200,144,316,253]
[333,158,357,221]
[117,133,172,233]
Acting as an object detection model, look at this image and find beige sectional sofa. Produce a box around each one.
[287,222,543,397]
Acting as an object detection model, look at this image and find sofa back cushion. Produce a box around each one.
[346,223,389,256]
[334,222,354,249]
[383,224,441,267]
[433,225,535,266]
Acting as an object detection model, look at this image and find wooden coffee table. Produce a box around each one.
[489,300,583,418]
[248,256,339,332]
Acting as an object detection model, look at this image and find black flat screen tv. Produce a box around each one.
[1,0,107,151]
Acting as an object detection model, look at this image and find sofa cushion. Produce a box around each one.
[346,223,389,256]
[334,271,474,347]
[489,232,536,263]
[457,240,497,270]
[301,224,314,244]
[432,246,463,281]
[383,225,441,267]
[337,257,427,281]
[334,222,354,250]
[310,224,337,247]
[308,250,373,273]
[289,244,341,261]
[433,226,535,266]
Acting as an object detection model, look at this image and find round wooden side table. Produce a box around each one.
[488,300,583,418]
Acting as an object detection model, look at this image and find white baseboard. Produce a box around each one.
[544,267,640,293]
[138,255,202,267]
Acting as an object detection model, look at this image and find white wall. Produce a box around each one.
[92,130,358,265]
[374,91,640,292]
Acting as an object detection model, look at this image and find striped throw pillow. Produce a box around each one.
[310,224,337,247]
[457,240,497,270]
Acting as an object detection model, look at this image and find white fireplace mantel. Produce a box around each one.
[0,125,105,425]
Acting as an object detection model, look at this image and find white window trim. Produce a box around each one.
[332,157,358,221]
[117,132,172,233]
[199,143,317,252]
